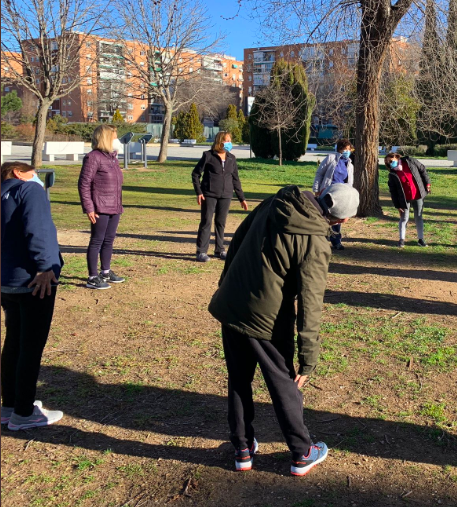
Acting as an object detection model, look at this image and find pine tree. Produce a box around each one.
[186,103,205,142]
[112,109,124,123]
[173,111,189,141]
[226,104,238,120]
[237,109,249,144]
[1,86,22,116]
[249,99,275,159]
[222,104,241,143]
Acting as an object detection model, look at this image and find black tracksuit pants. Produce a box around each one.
[1,288,57,416]
[222,325,312,461]
[196,196,232,254]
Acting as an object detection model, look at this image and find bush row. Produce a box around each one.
[399,144,457,157]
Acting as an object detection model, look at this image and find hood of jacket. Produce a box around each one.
[268,185,330,236]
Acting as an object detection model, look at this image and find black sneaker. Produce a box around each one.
[398,239,405,248]
[86,276,111,290]
[418,239,428,247]
[196,253,210,262]
[217,251,227,260]
[100,270,125,283]
[333,243,345,251]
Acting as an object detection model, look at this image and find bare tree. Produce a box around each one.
[1,0,109,166]
[111,0,223,162]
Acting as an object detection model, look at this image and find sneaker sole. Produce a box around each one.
[2,401,43,425]
[291,449,328,476]
[8,414,63,431]
[86,284,111,289]
[235,459,253,471]
[106,280,125,283]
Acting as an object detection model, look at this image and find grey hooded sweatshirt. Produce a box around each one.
[208,185,332,375]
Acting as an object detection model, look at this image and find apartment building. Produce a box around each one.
[243,38,411,117]
[3,33,244,124]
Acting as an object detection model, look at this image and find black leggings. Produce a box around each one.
[1,288,57,416]
[196,197,232,254]
[87,213,120,277]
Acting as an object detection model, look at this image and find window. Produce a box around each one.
[87,78,92,84]
[128,103,133,110]
[67,100,71,106]
[329,61,334,68]
[86,54,92,60]
[224,73,228,77]
[35,68,40,74]
[178,67,183,72]
[87,112,93,117]
[232,74,235,79]
[61,111,66,116]
[140,61,144,66]
[280,51,284,57]
[248,75,252,81]
[140,50,145,55]
[62,77,67,83]
[140,114,145,121]
[4,86,10,92]
[140,105,146,110]
[189,67,193,72]
[141,94,145,99]
[128,93,132,97]
[36,78,40,84]
[87,89,92,94]
[51,42,58,51]
[68,111,73,117]
[290,51,295,57]
[86,42,92,47]
[128,115,133,120]
[140,83,144,89]
[341,48,346,54]
[62,100,66,106]
[86,66,91,71]
[87,101,93,106]
[248,54,252,60]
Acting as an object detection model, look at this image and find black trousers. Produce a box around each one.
[222,325,312,461]
[1,288,57,416]
[196,197,232,254]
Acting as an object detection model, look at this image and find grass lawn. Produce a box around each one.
[1,158,456,507]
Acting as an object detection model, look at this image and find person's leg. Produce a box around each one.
[330,223,342,248]
[196,197,217,254]
[100,214,121,272]
[222,325,258,451]
[214,198,232,254]
[86,214,110,277]
[398,202,410,243]
[411,199,425,240]
[1,294,22,410]
[12,288,57,416]
[250,336,312,462]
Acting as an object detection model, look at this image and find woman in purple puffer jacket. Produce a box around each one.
[78,125,125,290]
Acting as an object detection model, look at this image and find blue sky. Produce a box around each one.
[201,0,265,60]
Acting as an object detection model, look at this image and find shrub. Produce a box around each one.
[433,144,457,157]
[398,145,428,157]
[15,124,36,141]
[1,122,17,139]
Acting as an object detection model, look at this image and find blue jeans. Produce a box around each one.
[399,199,424,240]
[330,224,342,247]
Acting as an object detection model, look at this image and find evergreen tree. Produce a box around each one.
[173,111,189,141]
[112,109,124,123]
[223,104,242,143]
[237,109,249,144]
[249,98,275,159]
[187,103,205,142]
[1,86,22,116]
[226,104,238,120]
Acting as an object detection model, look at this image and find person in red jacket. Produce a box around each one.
[385,152,431,248]
[78,125,125,289]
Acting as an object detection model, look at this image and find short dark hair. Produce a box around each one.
[1,161,35,181]
[336,139,353,152]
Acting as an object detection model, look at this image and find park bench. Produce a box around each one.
[180,139,197,147]
[42,141,85,162]
[307,143,318,151]
[447,150,457,167]
[1,141,12,164]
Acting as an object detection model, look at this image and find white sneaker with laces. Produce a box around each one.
[7,405,63,430]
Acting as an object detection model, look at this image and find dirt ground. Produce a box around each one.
[1,211,456,507]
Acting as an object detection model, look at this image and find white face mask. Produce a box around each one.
[112,138,122,153]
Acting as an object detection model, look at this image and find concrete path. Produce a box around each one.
[3,144,455,168]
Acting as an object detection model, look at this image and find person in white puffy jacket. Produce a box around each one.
[312,139,354,250]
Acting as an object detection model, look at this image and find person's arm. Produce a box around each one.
[191,152,206,198]
[296,240,331,375]
[78,154,98,218]
[231,158,246,204]
[387,174,404,210]
[412,158,431,192]
[312,156,329,194]
[21,184,60,297]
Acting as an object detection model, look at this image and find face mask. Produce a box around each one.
[223,141,233,152]
[341,150,351,159]
[112,138,122,153]
[21,172,44,187]
[390,160,399,169]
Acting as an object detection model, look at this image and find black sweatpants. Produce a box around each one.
[1,287,57,416]
[196,197,232,254]
[222,325,312,461]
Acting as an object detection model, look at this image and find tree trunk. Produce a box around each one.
[278,126,283,166]
[31,99,51,167]
[158,103,173,163]
[354,19,389,216]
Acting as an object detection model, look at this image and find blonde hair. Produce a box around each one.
[212,131,231,152]
[92,125,117,152]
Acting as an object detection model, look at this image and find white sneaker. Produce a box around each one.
[7,405,63,430]
[1,400,43,424]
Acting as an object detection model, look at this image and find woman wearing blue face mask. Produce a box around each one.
[312,138,355,250]
[385,152,431,248]
[192,131,248,262]
[1,162,64,430]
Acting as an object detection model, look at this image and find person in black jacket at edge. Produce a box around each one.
[192,131,248,262]
[208,183,360,476]
[385,152,431,248]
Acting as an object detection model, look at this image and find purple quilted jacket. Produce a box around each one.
[78,150,124,215]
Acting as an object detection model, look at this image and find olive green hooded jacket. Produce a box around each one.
[208,185,332,375]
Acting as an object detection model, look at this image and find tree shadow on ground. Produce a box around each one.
[3,366,455,471]
[122,186,274,201]
[329,262,457,283]
[324,290,457,315]
[51,200,202,213]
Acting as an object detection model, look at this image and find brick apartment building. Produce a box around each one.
[243,38,412,120]
[2,34,243,125]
